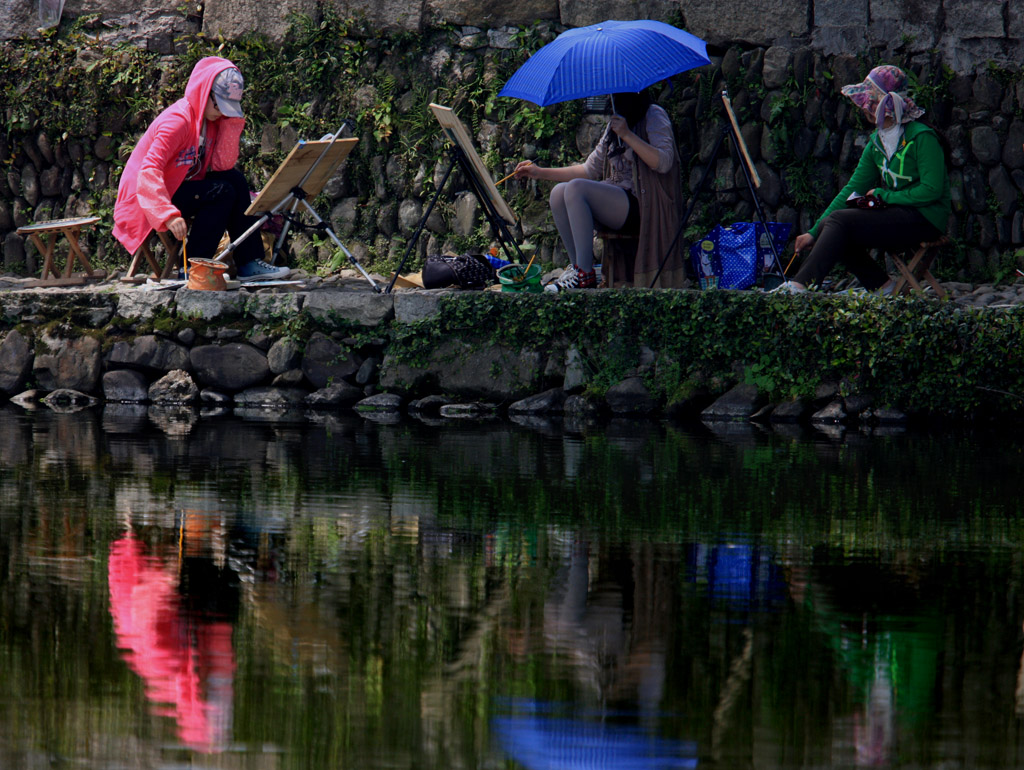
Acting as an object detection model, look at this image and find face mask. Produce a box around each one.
[878,123,902,159]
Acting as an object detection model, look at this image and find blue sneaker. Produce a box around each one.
[237,259,291,282]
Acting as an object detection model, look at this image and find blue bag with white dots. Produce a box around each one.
[690,222,791,290]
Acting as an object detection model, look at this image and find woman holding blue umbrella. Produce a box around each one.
[512,90,685,289]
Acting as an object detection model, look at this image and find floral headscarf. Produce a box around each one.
[841,65,925,129]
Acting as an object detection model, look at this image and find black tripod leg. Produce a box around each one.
[385,155,458,294]
[650,126,730,288]
[453,146,525,264]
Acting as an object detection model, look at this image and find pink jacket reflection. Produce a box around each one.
[107,534,235,753]
[112,56,245,255]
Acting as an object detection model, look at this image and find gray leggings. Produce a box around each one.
[550,179,630,272]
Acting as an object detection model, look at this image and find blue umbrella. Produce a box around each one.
[499,19,710,107]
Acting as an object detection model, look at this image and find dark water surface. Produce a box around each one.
[2,405,1024,769]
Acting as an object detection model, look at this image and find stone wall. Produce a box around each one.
[2,285,1024,424]
[5,34,1024,281]
[3,6,1024,280]
[3,0,1023,72]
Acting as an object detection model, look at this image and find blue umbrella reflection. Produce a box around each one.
[493,699,697,770]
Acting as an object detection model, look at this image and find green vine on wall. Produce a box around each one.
[387,291,1024,417]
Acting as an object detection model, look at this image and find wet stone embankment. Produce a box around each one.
[1,274,1024,427]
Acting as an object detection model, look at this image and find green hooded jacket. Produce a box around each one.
[809,121,951,238]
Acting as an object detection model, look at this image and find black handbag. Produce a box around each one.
[422,254,496,289]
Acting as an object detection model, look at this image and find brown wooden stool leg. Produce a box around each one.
[63,226,96,277]
[156,232,182,281]
[28,232,59,280]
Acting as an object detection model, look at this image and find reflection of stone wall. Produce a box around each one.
[2,0,1023,72]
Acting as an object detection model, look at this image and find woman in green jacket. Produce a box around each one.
[775,65,950,294]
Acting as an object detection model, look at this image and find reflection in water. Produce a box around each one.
[107,531,238,753]
[2,406,1024,768]
[493,700,697,770]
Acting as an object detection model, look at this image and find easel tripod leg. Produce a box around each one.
[298,199,380,292]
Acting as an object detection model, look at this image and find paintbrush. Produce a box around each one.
[496,161,532,185]
[514,253,536,283]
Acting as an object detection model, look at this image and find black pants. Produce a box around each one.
[171,169,264,266]
[794,205,942,290]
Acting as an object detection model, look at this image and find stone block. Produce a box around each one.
[866,0,939,49]
[102,369,150,403]
[605,376,658,415]
[234,386,309,406]
[203,0,317,42]
[302,290,395,327]
[267,338,303,374]
[944,0,1005,39]
[761,46,793,90]
[149,369,200,404]
[175,287,247,321]
[244,291,304,324]
[394,290,452,323]
[33,333,102,394]
[301,332,360,388]
[812,26,868,57]
[680,0,808,45]
[427,0,557,25]
[380,338,542,400]
[701,383,765,421]
[306,381,364,407]
[509,388,567,414]
[560,0,665,28]
[107,335,191,374]
[0,329,32,395]
[330,0,423,33]
[116,290,177,322]
[190,343,270,391]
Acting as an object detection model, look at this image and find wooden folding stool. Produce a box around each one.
[16,216,105,287]
[890,235,949,299]
[596,229,639,288]
[122,230,182,283]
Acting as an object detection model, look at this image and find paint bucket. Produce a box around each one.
[496,263,542,293]
[186,258,229,291]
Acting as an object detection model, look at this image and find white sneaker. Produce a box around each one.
[237,259,291,282]
[769,280,806,295]
[544,265,581,293]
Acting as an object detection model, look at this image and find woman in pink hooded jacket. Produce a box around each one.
[113,56,289,281]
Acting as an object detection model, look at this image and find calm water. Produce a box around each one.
[2,404,1024,769]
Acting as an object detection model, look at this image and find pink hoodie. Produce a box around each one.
[113,56,246,256]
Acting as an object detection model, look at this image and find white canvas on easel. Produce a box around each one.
[216,134,378,290]
[428,104,518,225]
[246,138,358,215]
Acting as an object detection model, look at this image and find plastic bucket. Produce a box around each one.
[186,258,230,291]
[497,263,542,293]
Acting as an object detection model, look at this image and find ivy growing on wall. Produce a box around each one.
[390,290,1024,417]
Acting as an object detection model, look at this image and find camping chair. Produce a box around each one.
[889,236,949,299]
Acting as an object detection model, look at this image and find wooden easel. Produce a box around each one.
[385,104,524,293]
[17,216,106,287]
[217,131,379,291]
[650,89,784,287]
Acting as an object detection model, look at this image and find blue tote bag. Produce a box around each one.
[690,222,792,290]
